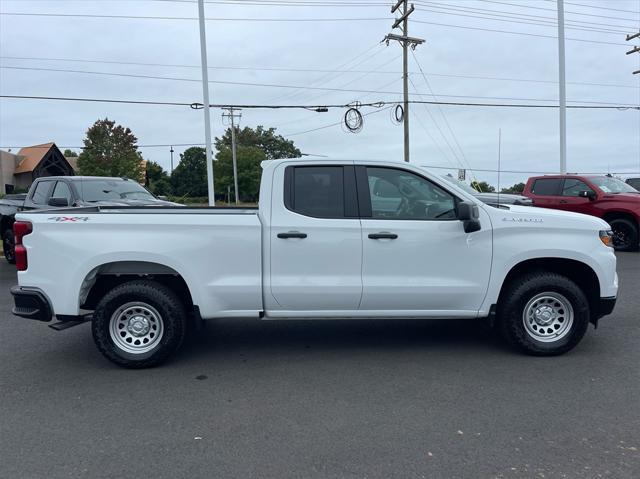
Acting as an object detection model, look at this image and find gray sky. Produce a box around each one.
[1,0,639,188]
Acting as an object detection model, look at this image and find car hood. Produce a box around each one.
[475,192,531,204]
[604,192,640,202]
[501,204,610,229]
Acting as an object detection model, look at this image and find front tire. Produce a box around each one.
[609,218,639,252]
[498,273,590,356]
[3,230,15,264]
[92,280,186,368]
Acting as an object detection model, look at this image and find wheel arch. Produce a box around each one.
[79,261,195,311]
[602,210,639,226]
[497,257,601,321]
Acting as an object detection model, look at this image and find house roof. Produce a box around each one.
[65,156,79,171]
[14,142,56,174]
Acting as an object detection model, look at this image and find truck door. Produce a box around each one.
[356,165,492,316]
[268,164,363,312]
[555,178,597,216]
[527,177,563,209]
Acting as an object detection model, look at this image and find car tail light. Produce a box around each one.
[13,221,32,271]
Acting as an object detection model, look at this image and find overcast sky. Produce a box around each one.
[1,0,639,188]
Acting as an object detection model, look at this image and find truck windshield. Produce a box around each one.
[79,180,156,201]
[590,177,639,194]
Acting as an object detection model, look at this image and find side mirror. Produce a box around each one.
[48,197,69,207]
[578,190,596,201]
[457,201,481,233]
[157,195,168,201]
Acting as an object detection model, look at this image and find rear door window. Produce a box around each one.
[30,181,54,205]
[284,166,357,219]
[531,178,562,196]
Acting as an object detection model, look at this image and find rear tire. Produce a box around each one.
[609,218,639,252]
[3,230,15,264]
[498,272,590,356]
[92,280,186,368]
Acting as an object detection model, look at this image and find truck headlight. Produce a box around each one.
[599,230,613,248]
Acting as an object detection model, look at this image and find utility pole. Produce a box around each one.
[197,0,215,206]
[222,107,241,205]
[169,145,174,173]
[557,0,567,174]
[384,0,424,163]
[626,31,640,75]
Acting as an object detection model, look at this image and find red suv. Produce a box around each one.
[523,175,640,251]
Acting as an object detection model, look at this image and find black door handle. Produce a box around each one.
[368,233,398,240]
[559,199,568,204]
[277,232,307,239]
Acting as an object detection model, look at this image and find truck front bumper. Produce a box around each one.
[11,286,53,322]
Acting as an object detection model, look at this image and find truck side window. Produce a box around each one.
[289,166,345,218]
[52,181,73,204]
[365,167,456,220]
[627,178,640,191]
[562,179,594,197]
[531,178,562,196]
[30,181,54,205]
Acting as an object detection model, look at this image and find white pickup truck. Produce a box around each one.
[11,159,618,368]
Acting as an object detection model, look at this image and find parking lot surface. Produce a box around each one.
[1,254,639,479]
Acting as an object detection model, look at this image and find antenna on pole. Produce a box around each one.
[197,0,215,206]
[497,128,502,206]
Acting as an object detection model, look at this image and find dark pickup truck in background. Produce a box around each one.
[523,174,640,251]
[0,176,179,263]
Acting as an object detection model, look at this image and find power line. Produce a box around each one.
[415,5,628,35]
[410,19,629,46]
[283,105,392,137]
[0,12,389,21]
[471,0,640,23]
[2,94,638,110]
[4,65,636,105]
[269,43,386,103]
[416,2,636,31]
[0,12,629,46]
[419,163,640,175]
[561,1,640,15]
[410,50,476,177]
[2,55,637,89]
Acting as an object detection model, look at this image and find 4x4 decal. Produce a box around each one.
[47,216,89,222]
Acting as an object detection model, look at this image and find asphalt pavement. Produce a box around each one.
[1,254,639,479]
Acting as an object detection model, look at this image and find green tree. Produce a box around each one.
[215,145,266,202]
[501,182,526,194]
[145,161,171,196]
[77,118,145,180]
[470,180,495,193]
[214,125,301,160]
[63,149,78,157]
[171,147,208,197]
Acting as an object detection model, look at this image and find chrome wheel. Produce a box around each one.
[109,302,164,355]
[522,292,574,343]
